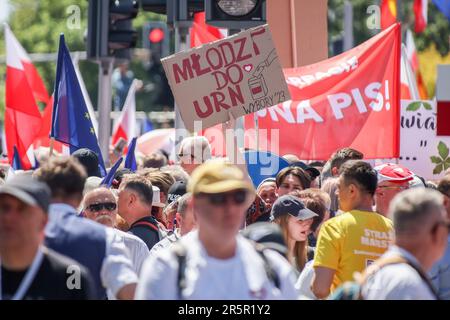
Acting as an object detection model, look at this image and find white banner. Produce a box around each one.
[400,100,450,180]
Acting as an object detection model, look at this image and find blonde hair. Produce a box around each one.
[274,215,308,272]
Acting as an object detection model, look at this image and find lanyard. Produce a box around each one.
[0,246,44,300]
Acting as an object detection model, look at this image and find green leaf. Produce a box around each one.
[433,164,444,175]
[438,141,450,159]
[431,156,443,164]
[423,102,433,110]
[406,102,421,111]
[444,158,450,170]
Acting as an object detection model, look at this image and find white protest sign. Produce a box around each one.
[400,100,450,180]
[161,24,290,131]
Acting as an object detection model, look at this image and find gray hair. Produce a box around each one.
[177,193,192,217]
[389,188,444,235]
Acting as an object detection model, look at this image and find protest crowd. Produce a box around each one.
[1,140,450,300]
[2,2,450,303]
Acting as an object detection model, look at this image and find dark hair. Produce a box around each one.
[309,161,325,168]
[339,160,377,196]
[114,168,133,184]
[142,153,168,169]
[120,174,153,207]
[295,189,329,232]
[71,148,101,177]
[438,176,450,197]
[276,167,311,190]
[329,148,364,171]
[34,157,87,200]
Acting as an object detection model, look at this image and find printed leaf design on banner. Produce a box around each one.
[445,158,450,170]
[433,164,444,175]
[406,102,421,111]
[431,141,450,175]
[423,102,432,110]
[438,141,449,159]
[431,156,442,164]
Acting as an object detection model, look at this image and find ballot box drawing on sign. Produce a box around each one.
[161,25,290,131]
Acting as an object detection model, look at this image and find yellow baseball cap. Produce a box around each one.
[188,160,255,195]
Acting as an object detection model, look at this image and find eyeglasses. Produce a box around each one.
[200,190,248,206]
[85,202,117,212]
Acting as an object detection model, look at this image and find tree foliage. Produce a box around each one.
[0,0,166,117]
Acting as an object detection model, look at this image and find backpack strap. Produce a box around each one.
[358,255,440,300]
[171,242,188,300]
[253,243,281,290]
[131,220,159,232]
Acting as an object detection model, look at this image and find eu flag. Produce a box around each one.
[124,137,137,172]
[50,34,106,176]
[101,157,123,188]
[12,146,23,171]
[433,0,450,20]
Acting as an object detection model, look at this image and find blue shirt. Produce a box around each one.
[45,203,137,299]
[430,236,450,300]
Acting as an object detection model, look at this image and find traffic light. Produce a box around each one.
[140,0,166,14]
[141,0,204,26]
[143,22,170,61]
[205,0,266,29]
[87,0,139,60]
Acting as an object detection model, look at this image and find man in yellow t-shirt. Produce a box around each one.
[311,160,394,299]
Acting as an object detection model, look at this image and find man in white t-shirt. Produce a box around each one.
[82,187,150,275]
[362,188,449,300]
[135,160,299,300]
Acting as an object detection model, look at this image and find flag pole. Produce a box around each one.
[49,138,55,157]
[254,112,259,152]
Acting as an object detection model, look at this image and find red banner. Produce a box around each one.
[243,23,401,160]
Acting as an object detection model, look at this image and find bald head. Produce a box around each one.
[82,187,117,227]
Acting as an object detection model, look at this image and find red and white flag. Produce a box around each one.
[111,79,138,147]
[4,24,44,169]
[406,29,428,99]
[401,44,420,100]
[414,0,428,33]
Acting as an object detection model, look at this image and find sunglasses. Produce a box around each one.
[201,190,248,206]
[86,202,117,212]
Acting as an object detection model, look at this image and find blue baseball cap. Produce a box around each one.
[270,195,318,221]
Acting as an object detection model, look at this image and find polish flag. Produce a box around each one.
[190,12,224,48]
[406,30,428,99]
[33,95,67,154]
[111,79,138,148]
[414,0,428,33]
[381,0,397,30]
[4,24,44,169]
[400,44,420,100]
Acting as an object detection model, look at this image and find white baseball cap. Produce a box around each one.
[152,185,165,207]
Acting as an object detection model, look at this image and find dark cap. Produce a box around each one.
[72,148,101,177]
[271,195,318,221]
[0,175,51,212]
[167,180,187,205]
[290,161,321,179]
[241,222,288,257]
